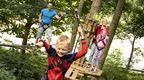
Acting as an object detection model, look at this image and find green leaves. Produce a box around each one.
[103,49,128,80]
[0,68,16,80]
[0,47,46,80]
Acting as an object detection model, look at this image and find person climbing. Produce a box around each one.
[35,2,63,44]
[35,26,88,80]
[88,19,110,71]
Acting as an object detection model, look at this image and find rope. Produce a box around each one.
[72,9,82,53]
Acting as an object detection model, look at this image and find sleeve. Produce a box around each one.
[53,10,57,17]
[74,39,88,60]
[43,41,50,52]
[41,9,43,16]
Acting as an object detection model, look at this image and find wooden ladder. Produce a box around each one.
[65,62,102,79]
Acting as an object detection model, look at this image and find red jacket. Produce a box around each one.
[43,39,88,80]
[92,25,110,43]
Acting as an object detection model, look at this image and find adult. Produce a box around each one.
[35,2,63,44]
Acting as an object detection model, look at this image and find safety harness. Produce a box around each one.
[95,35,106,51]
[48,53,67,75]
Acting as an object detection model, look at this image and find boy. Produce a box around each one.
[36,26,88,80]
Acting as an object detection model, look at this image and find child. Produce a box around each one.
[36,26,88,80]
[88,19,109,71]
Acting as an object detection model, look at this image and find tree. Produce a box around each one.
[99,0,125,69]
[86,0,102,20]
[110,0,144,73]
[124,1,144,72]
[70,0,102,48]
[0,0,44,54]
[70,0,85,48]
[0,0,76,53]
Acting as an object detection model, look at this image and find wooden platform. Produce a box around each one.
[65,63,102,80]
[71,64,102,76]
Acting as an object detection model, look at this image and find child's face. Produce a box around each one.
[56,42,70,57]
[102,20,106,26]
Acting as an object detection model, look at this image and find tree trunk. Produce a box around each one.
[70,0,85,48]
[86,0,102,46]
[21,22,32,54]
[99,0,125,69]
[125,36,136,72]
[78,0,102,67]
[71,0,102,48]
[86,0,102,20]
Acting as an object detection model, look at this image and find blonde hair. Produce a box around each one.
[56,35,71,49]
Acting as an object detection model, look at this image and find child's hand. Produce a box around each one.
[78,25,85,39]
[78,25,83,33]
[35,42,43,47]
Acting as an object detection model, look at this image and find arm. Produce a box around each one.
[74,39,88,60]
[35,40,50,50]
[55,15,61,20]
[38,14,42,23]
[74,26,88,60]
[55,12,64,20]
[96,34,101,43]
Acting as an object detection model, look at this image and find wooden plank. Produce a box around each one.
[70,64,102,76]
[79,57,85,66]
[65,68,74,78]
[70,70,79,80]
[85,69,103,76]
[70,64,86,72]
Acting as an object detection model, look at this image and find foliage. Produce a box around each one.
[128,73,144,80]
[80,48,144,80]
[128,47,144,66]
[0,0,44,37]
[102,49,144,80]
[0,0,92,38]
[0,67,16,80]
[103,49,128,80]
[116,0,144,39]
[0,47,47,80]
[101,0,118,15]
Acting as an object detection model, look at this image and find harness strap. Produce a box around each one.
[39,22,50,31]
[48,56,66,75]
[59,64,66,75]
[95,43,105,51]
[48,64,55,70]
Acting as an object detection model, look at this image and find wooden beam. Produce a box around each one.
[70,70,79,80]
[0,44,34,49]
[70,64,102,76]
[0,44,35,53]
[65,68,74,78]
